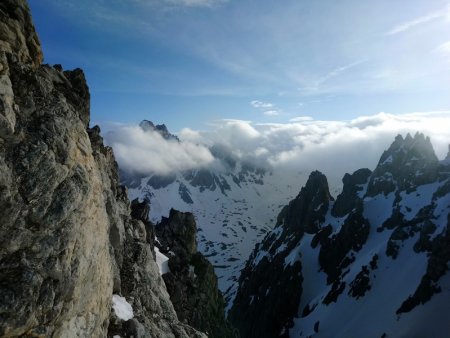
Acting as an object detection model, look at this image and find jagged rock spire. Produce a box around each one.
[279,170,333,235]
[139,120,180,141]
[332,168,371,217]
[367,133,439,195]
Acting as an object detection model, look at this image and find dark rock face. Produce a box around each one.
[0,3,206,337]
[229,171,332,338]
[397,199,450,314]
[332,168,371,217]
[181,169,232,195]
[348,255,378,300]
[367,133,439,196]
[278,170,333,236]
[157,209,198,258]
[184,169,217,192]
[155,210,237,338]
[139,120,180,142]
[319,207,370,284]
[147,173,177,189]
[229,255,302,338]
[178,183,194,204]
[62,68,90,127]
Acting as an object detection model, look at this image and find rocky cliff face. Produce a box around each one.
[228,171,332,338]
[0,2,206,337]
[230,133,450,338]
[155,210,238,338]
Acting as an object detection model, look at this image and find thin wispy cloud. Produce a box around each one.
[164,0,227,7]
[437,41,450,55]
[297,61,365,95]
[319,61,365,85]
[290,116,313,122]
[263,110,279,116]
[251,100,274,108]
[387,11,443,35]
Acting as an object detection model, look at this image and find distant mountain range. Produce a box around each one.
[121,121,305,308]
[228,133,450,338]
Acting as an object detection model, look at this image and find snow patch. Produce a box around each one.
[112,295,134,321]
[253,249,269,266]
[155,246,170,275]
[284,244,302,268]
[381,155,393,165]
[363,192,395,229]
[399,182,439,221]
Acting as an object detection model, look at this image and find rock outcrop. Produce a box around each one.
[229,171,333,338]
[155,209,238,338]
[366,133,439,196]
[0,2,206,337]
[139,120,180,142]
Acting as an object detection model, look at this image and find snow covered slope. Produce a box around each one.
[122,122,307,306]
[127,166,304,306]
[229,133,450,338]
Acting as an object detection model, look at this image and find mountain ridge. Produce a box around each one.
[229,133,450,338]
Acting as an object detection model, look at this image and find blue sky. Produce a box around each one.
[29,0,450,131]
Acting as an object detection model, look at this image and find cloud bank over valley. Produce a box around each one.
[105,111,450,188]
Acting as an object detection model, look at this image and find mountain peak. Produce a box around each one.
[278,170,332,234]
[367,133,439,195]
[139,120,179,141]
[378,132,437,166]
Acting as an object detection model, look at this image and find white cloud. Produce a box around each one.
[197,112,450,184]
[263,110,279,116]
[106,112,450,186]
[387,11,443,35]
[319,61,364,85]
[290,116,313,122]
[105,126,214,175]
[437,41,450,56]
[439,41,450,50]
[251,100,273,108]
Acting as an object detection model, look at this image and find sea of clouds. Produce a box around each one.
[104,111,450,185]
